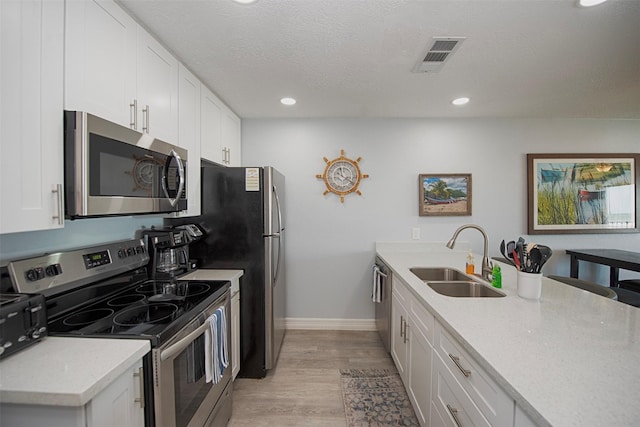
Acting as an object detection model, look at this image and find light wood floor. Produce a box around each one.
[227,330,395,427]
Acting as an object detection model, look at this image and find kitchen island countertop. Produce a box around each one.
[376,242,640,427]
[0,337,149,407]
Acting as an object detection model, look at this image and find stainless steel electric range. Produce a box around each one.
[5,238,232,427]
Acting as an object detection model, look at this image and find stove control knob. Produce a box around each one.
[25,267,45,282]
[127,247,134,256]
[45,263,62,277]
[31,330,41,340]
[118,248,127,258]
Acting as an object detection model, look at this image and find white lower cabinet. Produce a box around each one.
[86,359,145,427]
[0,358,145,427]
[390,277,516,427]
[391,278,434,426]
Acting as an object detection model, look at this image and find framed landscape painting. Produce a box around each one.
[419,174,471,216]
[527,153,639,234]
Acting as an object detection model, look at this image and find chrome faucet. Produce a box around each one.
[446,224,492,281]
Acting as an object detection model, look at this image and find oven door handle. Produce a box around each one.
[160,321,209,362]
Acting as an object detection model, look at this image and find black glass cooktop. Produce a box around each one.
[46,272,229,346]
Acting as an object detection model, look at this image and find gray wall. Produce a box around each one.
[0,216,163,262]
[241,118,640,320]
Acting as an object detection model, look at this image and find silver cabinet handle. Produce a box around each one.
[403,322,408,344]
[400,315,405,338]
[133,366,145,408]
[130,99,138,129]
[51,184,63,225]
[448,353,471,377]
[142,104,150,133]
[446,404,463,427]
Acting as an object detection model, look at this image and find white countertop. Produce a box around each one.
[376,242,640,427]
[181,269,243,294]
[0,337,149,407]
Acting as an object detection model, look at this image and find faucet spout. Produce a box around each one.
[446,224,492,281]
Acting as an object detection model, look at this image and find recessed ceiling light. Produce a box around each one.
[280,97,296,106]
[452,97,470,106]
[232,0,258,4]
[578,0,607,7]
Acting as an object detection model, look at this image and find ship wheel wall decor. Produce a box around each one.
[316,149,369,203]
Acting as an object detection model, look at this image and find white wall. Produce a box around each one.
[242,118,640,321]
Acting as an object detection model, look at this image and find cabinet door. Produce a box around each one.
[176,63,201,217]
[64,0,137,128]
[0,0,65,234]
[390,293,408,380]
[137,26,178,143]
[200,86,223,164]
[232,292,241,380]
[221,108,241,166]
[86,359,145,427]
[407,324,432,426]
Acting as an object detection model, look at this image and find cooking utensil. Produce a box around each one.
[512,250,521,271]
[500,240,517,267]
[537,245,553,270]
[529,247,542,273]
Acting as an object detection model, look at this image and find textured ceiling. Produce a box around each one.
[118,0,640,119]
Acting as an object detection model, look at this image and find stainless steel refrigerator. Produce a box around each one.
[168,163,286,378]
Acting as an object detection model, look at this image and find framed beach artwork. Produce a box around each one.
[419,174,471,216]
[527,153,639,234]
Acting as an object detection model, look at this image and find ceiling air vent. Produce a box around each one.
[412,37,466,73]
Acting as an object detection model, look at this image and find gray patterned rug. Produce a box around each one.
[340,368,420,427]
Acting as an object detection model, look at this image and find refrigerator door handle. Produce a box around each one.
[272,184,284,285]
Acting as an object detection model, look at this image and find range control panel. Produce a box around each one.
[7,239,149,296]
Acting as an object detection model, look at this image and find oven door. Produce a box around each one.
[153,290,231,427]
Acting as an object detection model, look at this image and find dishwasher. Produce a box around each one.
[374,257,391,353]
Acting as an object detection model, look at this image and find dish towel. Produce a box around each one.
[372,265,385,303]
[204,308,229,384]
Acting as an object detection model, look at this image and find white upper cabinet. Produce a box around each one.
[177,64,201,217]
[65,0,178,144]
[221,108,242,166]
[201,86,241,166]
[136,27,179,144]
[200,85,224,164]
[65,0,137,129]
[0,0,65,234]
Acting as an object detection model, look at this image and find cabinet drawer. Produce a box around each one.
[435,322,514,426]
[409,298,435,345]
[431,353,490,427]
[392,277,412,306]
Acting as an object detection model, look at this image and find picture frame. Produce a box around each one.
[527,153,639,234]
[419,174,471,216]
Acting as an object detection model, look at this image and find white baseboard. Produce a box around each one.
[285,317,377,331]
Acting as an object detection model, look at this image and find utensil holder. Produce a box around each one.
[517,271,542,300]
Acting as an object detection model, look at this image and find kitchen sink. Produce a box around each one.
[410,267,505,298]
[410,267,472,282]
[426,281,505,298]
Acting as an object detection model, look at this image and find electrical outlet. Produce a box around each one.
[412,228,421,240]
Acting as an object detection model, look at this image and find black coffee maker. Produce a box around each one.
[139,225,202,280]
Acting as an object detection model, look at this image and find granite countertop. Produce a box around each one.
[180,269,243,294]
[0,337,150,407]
[376,242,640,427]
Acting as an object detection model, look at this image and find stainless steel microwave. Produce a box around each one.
[64,111,187,218]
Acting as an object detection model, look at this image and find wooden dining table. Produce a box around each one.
[566,249,640,287]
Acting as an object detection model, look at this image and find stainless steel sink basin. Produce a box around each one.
[410,267,472,282]
[426,281,505,298]
[410,267,505,298]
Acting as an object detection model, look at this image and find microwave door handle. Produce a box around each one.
[160,320,209,361]
[162,150,185,207]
